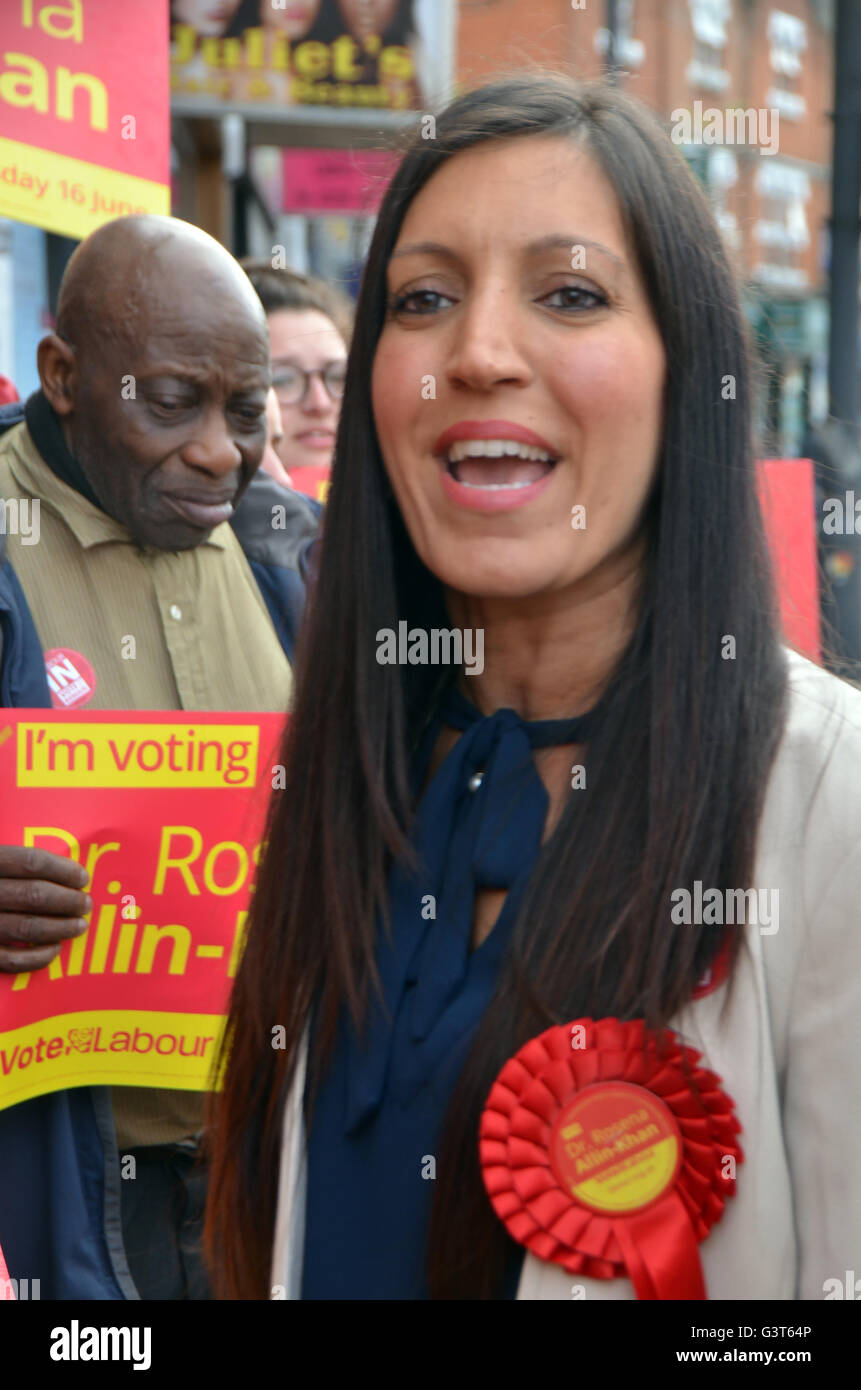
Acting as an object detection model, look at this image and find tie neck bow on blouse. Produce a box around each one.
[342,684,601,1133]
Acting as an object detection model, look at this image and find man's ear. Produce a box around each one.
[37,334,77,418]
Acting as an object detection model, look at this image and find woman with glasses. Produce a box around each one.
[241,261,352,494]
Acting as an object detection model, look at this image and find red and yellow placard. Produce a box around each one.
[480,1017,742,1299]
[0,709,285,1109]
[0,0,170,239]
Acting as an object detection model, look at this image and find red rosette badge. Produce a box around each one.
[479,1017,742,1299]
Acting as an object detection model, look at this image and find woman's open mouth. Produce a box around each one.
[444,438,556,489]
[437,437,558,512]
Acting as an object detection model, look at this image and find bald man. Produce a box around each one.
[0,215,319,1300]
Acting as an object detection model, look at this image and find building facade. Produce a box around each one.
[456,0,839,455]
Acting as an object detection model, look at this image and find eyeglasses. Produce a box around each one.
[271,363,347,406]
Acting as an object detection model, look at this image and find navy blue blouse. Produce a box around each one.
[301,685,599,1300]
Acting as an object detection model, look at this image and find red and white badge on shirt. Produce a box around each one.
[43,648,97,710]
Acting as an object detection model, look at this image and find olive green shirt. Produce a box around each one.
[0,421,292,1148]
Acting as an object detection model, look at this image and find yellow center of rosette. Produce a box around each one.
[549,1080,682,1215]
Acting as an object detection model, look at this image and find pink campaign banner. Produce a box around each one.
[283,149,398,214]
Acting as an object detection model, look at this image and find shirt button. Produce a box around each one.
[169,604,182,621]
[468,772,484,792]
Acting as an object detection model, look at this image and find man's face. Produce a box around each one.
[67,274,270,551]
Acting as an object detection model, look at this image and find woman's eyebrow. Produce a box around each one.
[271,356,344,368]
[389,236,625,269]
[526,235,625,269]
[389,241,459,262]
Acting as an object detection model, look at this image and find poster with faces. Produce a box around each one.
[170,0,454,113]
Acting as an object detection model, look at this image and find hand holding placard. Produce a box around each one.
[0,844,91,974]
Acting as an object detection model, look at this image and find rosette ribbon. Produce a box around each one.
[479,1017,742,1300]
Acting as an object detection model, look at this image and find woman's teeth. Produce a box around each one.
[445,438,556,488]
[457,479,537,490]
[446,439,555,462]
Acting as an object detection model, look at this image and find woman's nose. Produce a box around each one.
[445,291,532,392]
[302,372,334,413]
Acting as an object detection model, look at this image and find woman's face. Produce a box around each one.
[264,0,322,36]
[267,308,347,472]
[258,386,293,489]
[371,136,667,605]
[337,0,401,36]
[172,0,241,35]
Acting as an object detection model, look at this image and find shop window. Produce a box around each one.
[766,8,807,120]
[594,0,645,70]
[686,0,732,92]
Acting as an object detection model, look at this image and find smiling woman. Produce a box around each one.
[372,136,665,607]
[206,75,861,1303]
[240,260,351,482]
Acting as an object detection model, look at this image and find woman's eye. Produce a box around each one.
[389,288,454,316]
[272,371,299,392]
[541,285,607,311]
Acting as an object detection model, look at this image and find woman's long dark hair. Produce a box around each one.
[205,75,788,1300]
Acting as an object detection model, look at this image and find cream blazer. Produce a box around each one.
[272,650,861,1300]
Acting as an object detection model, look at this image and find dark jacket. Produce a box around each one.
[0,403,319,1298]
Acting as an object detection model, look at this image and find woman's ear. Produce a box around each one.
[37,333,77,418]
